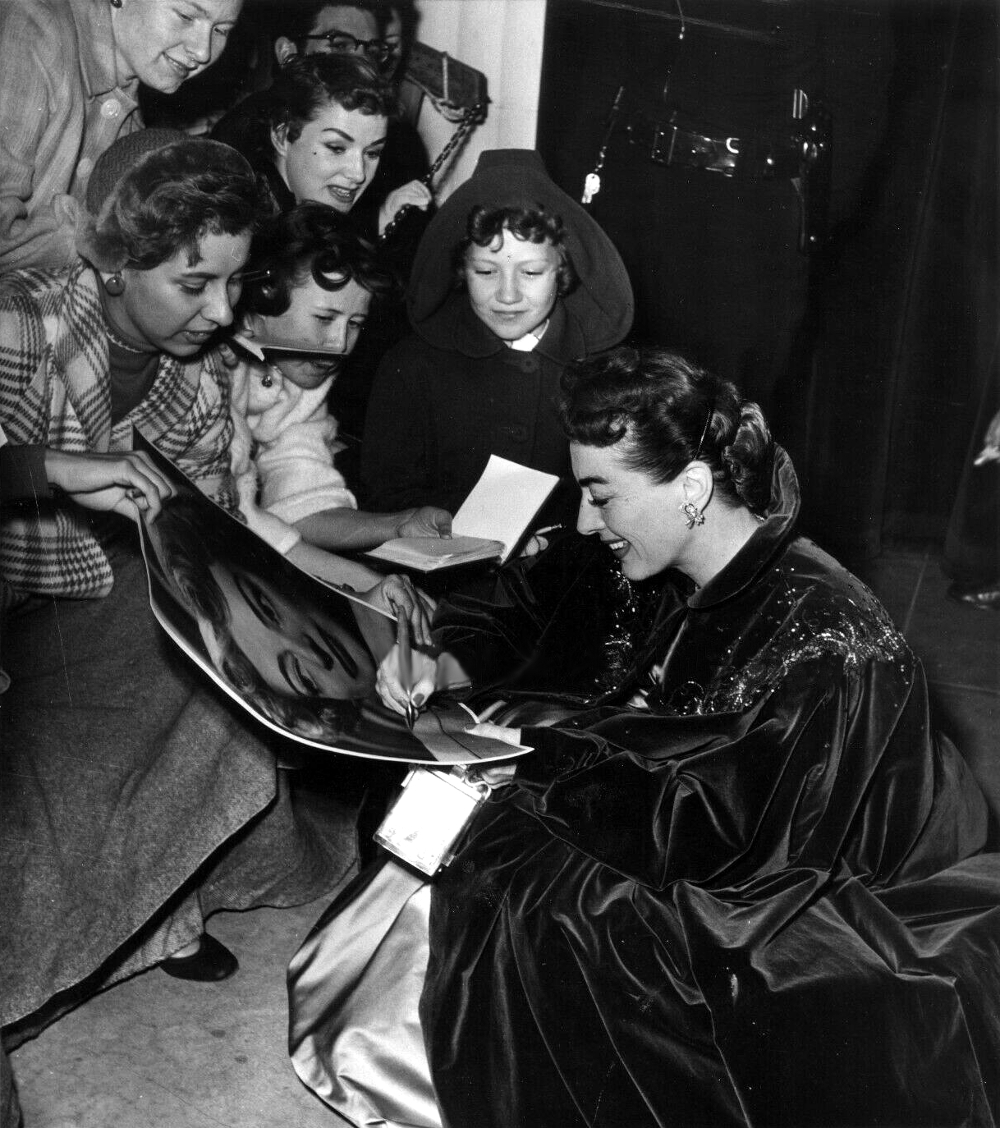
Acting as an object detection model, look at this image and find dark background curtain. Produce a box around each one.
[537,0,999,568]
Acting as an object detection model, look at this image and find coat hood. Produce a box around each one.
[407,149,633,353]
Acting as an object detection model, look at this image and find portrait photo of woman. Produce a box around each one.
[138,438,522,766]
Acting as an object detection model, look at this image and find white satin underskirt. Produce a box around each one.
[288,859,444,1128]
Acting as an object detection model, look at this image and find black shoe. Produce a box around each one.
[160,933,239,981]
[947,581,1000,610]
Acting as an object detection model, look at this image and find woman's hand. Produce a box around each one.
[467,721,524,747]
[376,642,439,717]
[476,761,520,788]
[395,506,452,539]
[974,409,1000,465]
[362,573,436,647]
[378,179,433,235]
[463,723,525,788]
[44,449,174,522]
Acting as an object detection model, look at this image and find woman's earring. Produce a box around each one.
[104,272,125,297]
[681,501,705,529]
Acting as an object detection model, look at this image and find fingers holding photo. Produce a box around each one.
[378,573,435,646]
[44,448,176,521]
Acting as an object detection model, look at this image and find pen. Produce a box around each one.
[396,608,418,730]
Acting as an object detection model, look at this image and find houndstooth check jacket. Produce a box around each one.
[0,261,237,598]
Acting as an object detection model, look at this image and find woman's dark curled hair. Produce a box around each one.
[559,346,774,514]
[239,202,392,318]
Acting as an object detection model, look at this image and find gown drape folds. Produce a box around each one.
[296,449,1000,1128]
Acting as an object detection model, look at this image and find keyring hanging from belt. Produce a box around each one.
[581,85,624,207]
[378,101,487,246]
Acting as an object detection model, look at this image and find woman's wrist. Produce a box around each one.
[393,507,418,538]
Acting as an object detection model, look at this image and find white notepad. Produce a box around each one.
[368,455,560,572]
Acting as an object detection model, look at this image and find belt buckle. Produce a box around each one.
[650,123,678,166]
[706,137,740,176]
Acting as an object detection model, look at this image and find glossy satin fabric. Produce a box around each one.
[289,859,442,1128]
[419,451,1000,1127]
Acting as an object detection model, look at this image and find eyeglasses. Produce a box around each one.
[299,31,393,66]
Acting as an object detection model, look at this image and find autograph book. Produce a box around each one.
[367,455,559,571]
[135,435,529,766]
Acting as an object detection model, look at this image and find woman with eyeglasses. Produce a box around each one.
[273,1,400,71]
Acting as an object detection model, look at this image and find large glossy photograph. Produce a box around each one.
[136,435,525,765]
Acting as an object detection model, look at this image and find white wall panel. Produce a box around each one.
[413,0,547,199]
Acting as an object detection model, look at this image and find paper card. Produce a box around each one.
[452,455,561,562]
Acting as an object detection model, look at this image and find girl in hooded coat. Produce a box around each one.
[360,149,634,516]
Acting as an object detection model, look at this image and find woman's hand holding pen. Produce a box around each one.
[370,573,437,721]
[376,640,438,721]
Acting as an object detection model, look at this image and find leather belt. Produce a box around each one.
[625,113,807,179]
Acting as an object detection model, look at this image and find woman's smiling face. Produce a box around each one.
[112,0,243,94]
[209,562,376,699]
[272,102,387,212]
[572,440,689,582]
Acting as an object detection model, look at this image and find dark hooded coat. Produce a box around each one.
[421,450,1000,1127]
[360,149,633,513]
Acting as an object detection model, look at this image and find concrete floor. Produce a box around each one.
[11,903,339,1128]
[8,545,1000,1128]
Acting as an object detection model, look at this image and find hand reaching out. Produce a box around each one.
[44,449,175,522]
[464,723,524,788]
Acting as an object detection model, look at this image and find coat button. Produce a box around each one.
[100,98,121,118]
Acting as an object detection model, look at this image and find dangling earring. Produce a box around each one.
[104,271,125,296]
[681,501,705,529]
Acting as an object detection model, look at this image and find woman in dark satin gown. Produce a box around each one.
[291,346,1000,1128]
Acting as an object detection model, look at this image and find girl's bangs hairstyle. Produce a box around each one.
[81,140,263,273]
[452,203,578,295]
[239,201,392,318]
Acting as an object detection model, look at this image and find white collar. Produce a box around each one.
[506,319,550,352]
